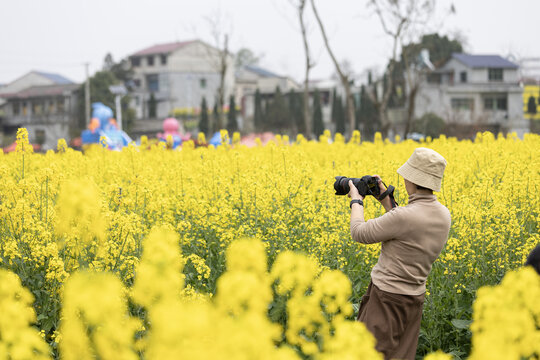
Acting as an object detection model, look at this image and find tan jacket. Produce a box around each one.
[351,193,451,295]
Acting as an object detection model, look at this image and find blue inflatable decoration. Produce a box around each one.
[81,103,132,150]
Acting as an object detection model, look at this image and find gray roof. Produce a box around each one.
[245,65,281,78]
[34,71,74,84]
[452,53,518,69]
[0,84,79,99]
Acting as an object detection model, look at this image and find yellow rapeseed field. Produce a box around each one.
[0,128,539,359]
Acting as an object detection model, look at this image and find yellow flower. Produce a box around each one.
[54,178,107,251]
[57,138,68,153]
[0,269,50,360]
[131,226,184,307]
[60,271,138,360]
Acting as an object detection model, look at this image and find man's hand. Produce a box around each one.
[372,175,387,195]
[348,180,364,200]
[372,175,394,212]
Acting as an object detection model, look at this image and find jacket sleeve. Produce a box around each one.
[350,208,405,244]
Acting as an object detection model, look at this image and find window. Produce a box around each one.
[57,98,65,114]
[160,54,167,65]
[133,79,141,88]
[35,129,46,145]
[147,74,159,92]
[32,100,43,115]
[131,57,140,67]
[484,96,507,111]
[451,98,474,110]
[460,71,467,83]
[427,73,441,84]
[22,101,28,115]
[488,68,503,82]
[12,101,20,115]
[200,78,207,89]
[147,55,154,66]
[46,100,55,114]
[322,90,330,106]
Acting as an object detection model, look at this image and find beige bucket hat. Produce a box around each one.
[397,147,447,192]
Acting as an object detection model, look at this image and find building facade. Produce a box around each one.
[414,53,526,137]
[128,40,235,122]
[0,71,80,150]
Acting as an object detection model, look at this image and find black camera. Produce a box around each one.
[333,175,381,197]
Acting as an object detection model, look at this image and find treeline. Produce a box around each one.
[197,85,384,141]
[251,85,383,141]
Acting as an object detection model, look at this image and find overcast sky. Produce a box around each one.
[0,0,538,85]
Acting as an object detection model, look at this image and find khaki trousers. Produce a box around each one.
[357,281,425,360]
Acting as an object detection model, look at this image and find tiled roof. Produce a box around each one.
[34,71,74,84]
[0,84,79,99]
[245,65,281,78]
[452,53,518,69]
[131,40,196,56]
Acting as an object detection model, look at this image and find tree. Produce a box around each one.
[79,52,135,132]
[101,53,134,87]
[212,101,219,133]
[335,94,346,134]
[413,112,445,138]
[204,10,232,131]
[398,33,463,137]
[77,70,135,131]
[199,97,209,135]
[103,53,114,71]
[148,93,157,118]
[313,89,324,137]
[367,0,437,138]
[266,86,291,133]
[227,95,238,133]
[403,33,463,68]
[289,89,304,134]
[291,0,313,139]
[311,0,356,137]
[330,88,338,125]
[331,89,345,134]
[527,95,537,117]
[235,48,260,70]
[254,89,263,132]
[357,85,380,141]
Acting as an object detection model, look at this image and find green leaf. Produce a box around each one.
[451,319,472,330]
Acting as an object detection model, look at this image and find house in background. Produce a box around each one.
[236,65,300,131]
[414,53,526,137]
[128,39,235,135]
[0,71,80,150]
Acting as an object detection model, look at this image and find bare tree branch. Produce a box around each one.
[310,0,356,137]
[202,10,233,131]
[366,0,435,138]
[293,0,314,139]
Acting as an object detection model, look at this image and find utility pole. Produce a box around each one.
[85,63,90,127]
[109,85,127,131]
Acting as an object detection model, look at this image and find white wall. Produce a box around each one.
[130,40,236,120]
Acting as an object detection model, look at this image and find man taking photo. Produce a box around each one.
[348,147,451,360]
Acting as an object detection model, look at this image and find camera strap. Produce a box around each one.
[377,183,398,208]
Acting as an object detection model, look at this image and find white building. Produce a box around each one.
[415,53,526,136]
[128,40,235,122]
[0,71,79,149]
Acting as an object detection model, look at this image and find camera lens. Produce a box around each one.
[334,176,349,195]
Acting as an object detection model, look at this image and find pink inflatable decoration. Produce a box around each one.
[157,118,191,148]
